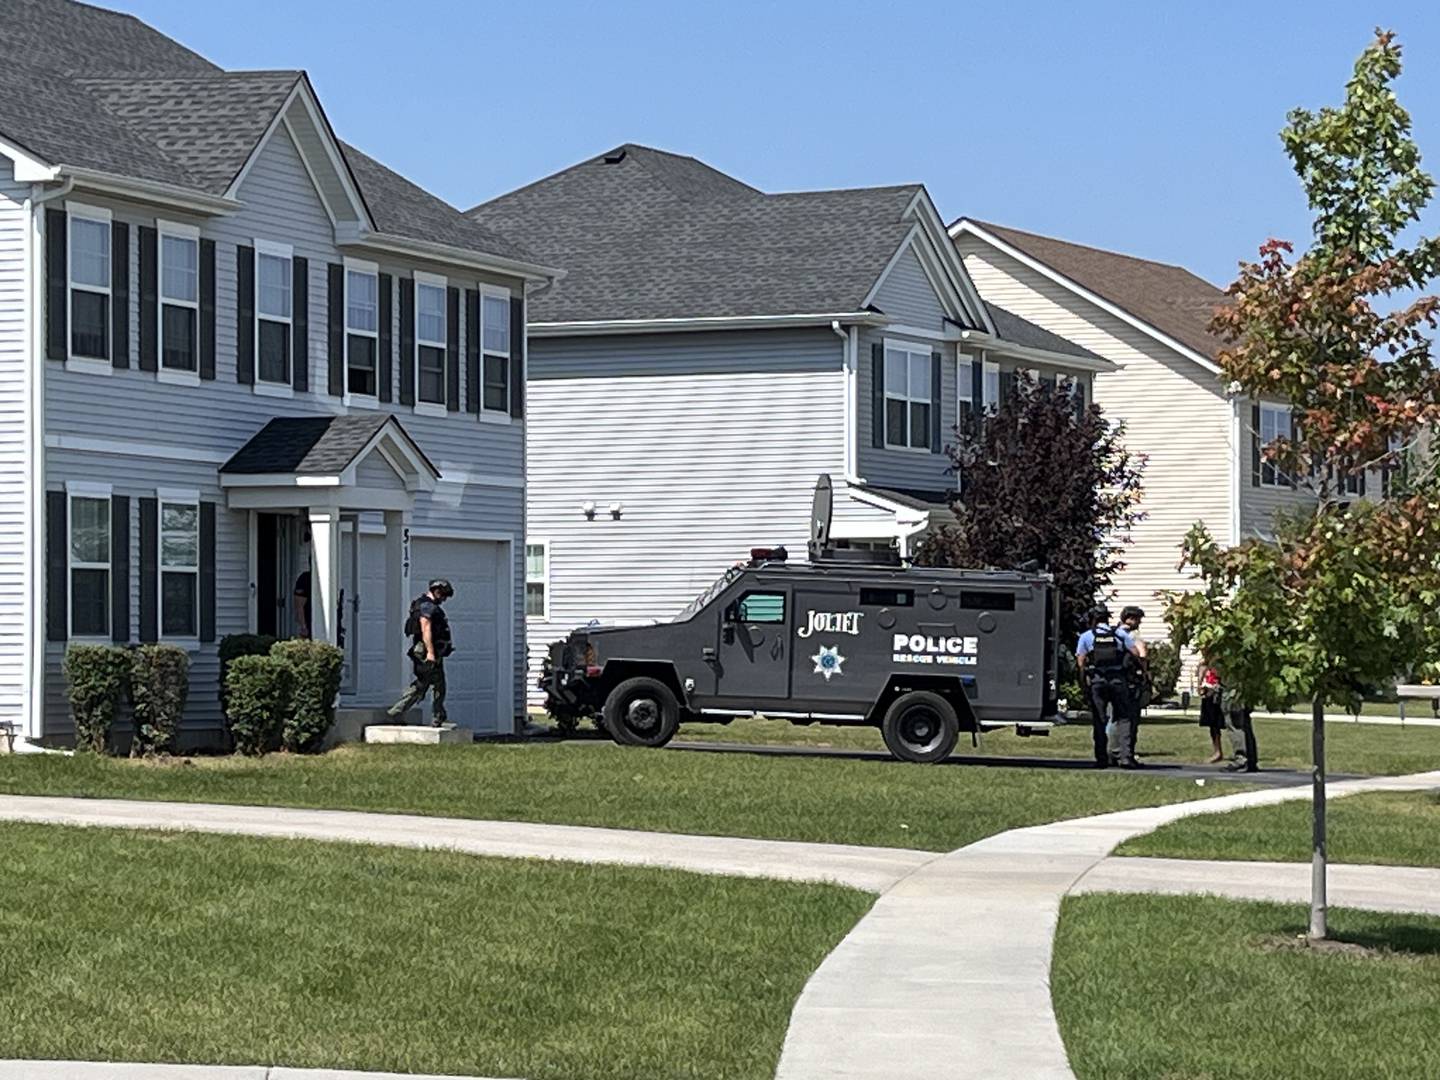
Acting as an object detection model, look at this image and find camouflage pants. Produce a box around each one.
[388,657,447,724]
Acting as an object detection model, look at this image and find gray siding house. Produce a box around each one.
[1,0,558,747]
[466,145,1112,701]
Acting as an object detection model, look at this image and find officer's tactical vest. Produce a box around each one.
[1089,626,1128,674]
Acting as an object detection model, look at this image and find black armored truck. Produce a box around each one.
[542,476,1063,763]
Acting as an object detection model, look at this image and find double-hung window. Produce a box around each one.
[525,542,548,618]
[68,204,111,363]
[158,223,199,376]
[982,360,1001,414]
[256,241,292,386]
[415,273,447,408]
[159,494,199,639]
[345,262,379,399]
[883,342,931,450]
[68,488,111,639]
[958,354,976,428]
[1258,402,1291,487]
[481,288,511,416]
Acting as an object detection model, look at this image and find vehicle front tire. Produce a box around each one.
[881,691,959,764]
[602,677,682,748]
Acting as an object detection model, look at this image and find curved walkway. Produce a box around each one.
[4,770,1439,1080]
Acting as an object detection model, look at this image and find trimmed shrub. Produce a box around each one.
[218,633,277,711]
[63,644,131,754]
[272,638,344,753]
[1148,640,1182,703]
[224,654,292,756]
[128,644,190,757]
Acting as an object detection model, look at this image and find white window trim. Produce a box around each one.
[525,539,549,621]
[882,339,933,453]
[157,219,200,381]
[343,258,381,408]
[1258,402,1292,488]
[66,486,112,643]
[157,493,201,646]
[414,270,448,410]
[982,359,1001,414]
[255,238,295,392]
[479,284,513,424]
[66,203,114,373]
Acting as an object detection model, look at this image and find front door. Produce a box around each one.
[257,513,301,639]
[715,587,792,703]
[338,515,361,695]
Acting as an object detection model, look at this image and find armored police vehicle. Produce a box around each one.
[542,476,1062,763]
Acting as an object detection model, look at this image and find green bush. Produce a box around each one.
[128,644,190,757]
[62,645,132,754]
[224,654,292,756]
[218,633,277,712]
[272,638,344,753]
[1148,641,1182,703]
[1058,648,1085,713]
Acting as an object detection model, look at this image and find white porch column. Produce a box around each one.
[308,507,342,646]
[384,508,413,696]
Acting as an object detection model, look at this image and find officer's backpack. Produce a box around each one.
[1089,626,1128,673]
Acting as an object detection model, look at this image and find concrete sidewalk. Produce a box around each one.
[1075,856,1440,916]
[774,769,1440,1080]
[0,795,932,894]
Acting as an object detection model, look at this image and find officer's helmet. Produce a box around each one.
[428,579,455,600]
[1088,605,1111,627]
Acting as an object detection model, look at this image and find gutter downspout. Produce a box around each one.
[17,178,74,753]
[1229,392,1244,546]
[831,320,863,485]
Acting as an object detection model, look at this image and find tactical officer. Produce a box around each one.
[1076,605,1142,769]
[387,579,455,727]
[1117,605,1151,761]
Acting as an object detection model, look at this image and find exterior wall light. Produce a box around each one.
[609,502,624,519]
[581,501,596,520]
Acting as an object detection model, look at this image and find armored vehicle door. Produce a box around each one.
[714,586,793,702]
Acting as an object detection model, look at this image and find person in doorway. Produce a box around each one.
[387,579,456,727]
[1197,661,1226,763]
[1076,606,1143,769]
[1116,605,1151,761]
[293,569,312,639]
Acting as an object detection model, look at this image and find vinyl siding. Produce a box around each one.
[956,238,1234,652]
[871,244,948,332]
[525,328,846,703]
[39,126,529,738]
[0,157,29,726]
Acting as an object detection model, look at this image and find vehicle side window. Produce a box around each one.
[737,592,786,623]
[961,590,1016,611]
[860,588,913,607]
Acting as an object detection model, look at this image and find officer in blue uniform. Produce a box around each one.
[1076,605,1143,769]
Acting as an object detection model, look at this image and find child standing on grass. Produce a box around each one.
[1198,663,1225,763]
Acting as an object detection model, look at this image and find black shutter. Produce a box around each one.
[111,495,129,643]
[45,209,66,362]
[199,238,216,380]
[45,490,67,642]
[236,245,254,384]
[930,351,943,453]
[1357,469,1367,498]
[111,222,129,369]
[399,279,415,406]
[871,342,884,449]
[971,356,984,410]
[378,273,394,403]
[1285,412,1298,489]
[138,497,158,643]
[509,295,525,418]
[1251,403,1261,487]
[138,226,157,371]
[446,286,461,412]
[327,263,344,396]
[292,256,309,392]
[199,501,216,643]
[465,289,480,414]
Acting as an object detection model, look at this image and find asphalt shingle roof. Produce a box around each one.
[221,415,437,478]
[985,303,1104,363]
[967,221,1229,362]
[1,0,538,266]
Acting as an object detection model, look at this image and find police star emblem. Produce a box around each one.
[811,644,846,681]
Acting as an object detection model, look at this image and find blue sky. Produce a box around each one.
[117,0,1440,287]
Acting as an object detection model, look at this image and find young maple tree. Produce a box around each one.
[915,374,1145,641]
[1164,29,1440,939]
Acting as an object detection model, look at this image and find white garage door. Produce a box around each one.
[410,537,512,734]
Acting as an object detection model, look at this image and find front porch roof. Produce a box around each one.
[219,414,439,511]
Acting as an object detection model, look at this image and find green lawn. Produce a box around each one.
[1053,893,1440,1079]
[0,741,1236,852]
[1119,789,1440,867]
[671,711,1440,776]
[0,823,869,1080]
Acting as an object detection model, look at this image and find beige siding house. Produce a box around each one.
[949,219,1311,657]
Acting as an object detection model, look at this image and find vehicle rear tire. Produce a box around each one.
[603,677,682,748]
[881,691,959,763]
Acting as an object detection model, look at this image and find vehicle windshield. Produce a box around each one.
[673,565,743,622]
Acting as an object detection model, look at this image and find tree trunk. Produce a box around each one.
[1310,693,1328,940]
